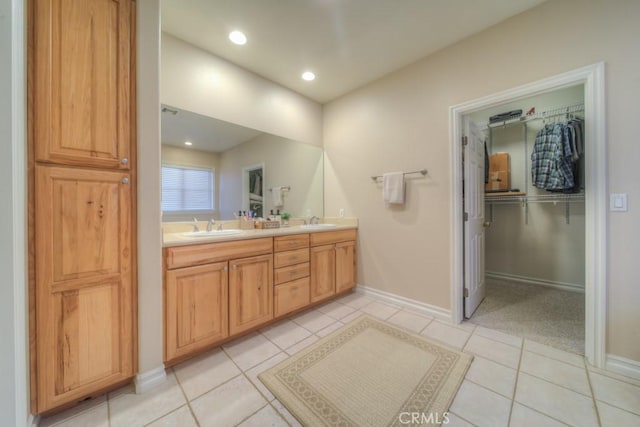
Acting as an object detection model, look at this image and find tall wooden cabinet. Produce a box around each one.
[29,0,137,414]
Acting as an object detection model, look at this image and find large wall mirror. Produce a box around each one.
[161,105,323,221]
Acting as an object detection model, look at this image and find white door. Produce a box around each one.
[463,119,486,318]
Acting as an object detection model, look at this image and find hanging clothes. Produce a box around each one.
[531,120,584,192]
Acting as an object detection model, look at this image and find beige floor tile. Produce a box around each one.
[524,339,584,368]
[237,404,289,427]
[520,351,591,396]
[338,310,366,324]
[272,400,303,427]
[285,335,320,355]
[245,352,289,401]
[146,405,198,427]
[173,348,241,401]
[386,310,433,333]
[315,321,345,337]
[456,320,478,333]
[360,301,400,320]
[421,320,471,350]
[109,373,187,427]
[260,319,312,350]
[222,332,281,371]
[444,412,475,427]
[597,400,640,427]
[473,326,522,348]
[335,293,374,309]
[514,372,598,427]
[464,335,521,369]
[508,403,566,427]
[450,380,511,427]
[292,309,336,332]
[40,402,109,427]
[317,300,356,319]
[590,372,640,416]
[587,364,640,388]
[465,356,517,398]
[190,375,266,427]
[39,395,107,427]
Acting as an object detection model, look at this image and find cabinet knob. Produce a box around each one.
[223,266,228,272]
[121,157,129,165]
[122,177,129,184]
[232,265,237,270]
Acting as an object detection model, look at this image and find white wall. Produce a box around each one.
[219,134,324,219]
[323,0,640,361]
[161,33,323,147]
[0,0,27,423]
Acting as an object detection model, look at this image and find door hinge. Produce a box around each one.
[462,136,468,146]
[463,212,468,221]
[463,288,469,298]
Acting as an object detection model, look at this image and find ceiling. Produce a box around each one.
[161,105,263,152]
[162,0,547,103]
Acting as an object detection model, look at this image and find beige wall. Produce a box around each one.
[161,33,323,146]
[323,0,640,361]
[161,145,221,221]
[219,134,324,219]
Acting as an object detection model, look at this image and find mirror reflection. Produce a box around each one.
[161,105,323,221]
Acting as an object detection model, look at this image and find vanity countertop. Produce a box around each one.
[163,221,357,247]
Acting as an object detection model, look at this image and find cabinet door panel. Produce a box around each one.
[229,254,273,335]
[166,262,228,361]
[33,0,132,168]
[336,241,356,293]
[36,166,133,412]
[310,245,336,303]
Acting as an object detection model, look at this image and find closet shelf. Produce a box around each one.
[485,192,584,204]
[485,102,584,129]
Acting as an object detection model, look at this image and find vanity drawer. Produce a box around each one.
[165,238,273,269]
[274,262,310,285]
[274,248,310,268]
[310,229,357,246]
[274,277,310,317]
[274,234,309,252]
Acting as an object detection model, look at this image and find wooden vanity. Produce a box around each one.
[163,228,357,365]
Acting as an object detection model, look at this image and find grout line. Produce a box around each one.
[267,400,295,427]
[167,367,201,427]
[446,410,478,426]
[584,359,603,427]
[513,401,573,426]
[507,338,525,426]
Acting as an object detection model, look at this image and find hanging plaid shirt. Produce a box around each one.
[531,123,575,190]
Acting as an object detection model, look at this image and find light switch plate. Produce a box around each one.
[610,193,628,212]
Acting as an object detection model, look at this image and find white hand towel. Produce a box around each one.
[383,172,405,204]
[271,186,284,207]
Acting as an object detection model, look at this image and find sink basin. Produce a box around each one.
[182,229,244,237]
[299,223,337,230]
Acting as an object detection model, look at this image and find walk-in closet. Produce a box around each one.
[467,85,586,355]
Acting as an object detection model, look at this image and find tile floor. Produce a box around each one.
[39,292,640,427]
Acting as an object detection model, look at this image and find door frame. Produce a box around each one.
[449,62,607,368]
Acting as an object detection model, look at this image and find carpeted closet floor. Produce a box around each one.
[469,278,585,355]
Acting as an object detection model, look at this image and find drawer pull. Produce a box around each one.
[232,265,237,270]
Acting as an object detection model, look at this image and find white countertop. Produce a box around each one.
[163,223,357,247]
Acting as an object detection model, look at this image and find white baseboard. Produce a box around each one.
[28,414,39,427]
[605,354,640,381]
[486,271,584,293]
[134,365,167,394]
[355,284,451,322]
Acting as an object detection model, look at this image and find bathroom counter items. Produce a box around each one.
[162,218,358,247]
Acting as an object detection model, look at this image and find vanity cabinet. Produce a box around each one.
[163,238,273,363]
[273,235,310,317]
[29,0,137,413]
[310,230,357,303]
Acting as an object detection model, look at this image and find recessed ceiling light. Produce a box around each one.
[229,31,247,45]
[184,141,193,146]
[302,71,316,81]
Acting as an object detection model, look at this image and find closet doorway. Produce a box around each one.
[467,85,586,354]
[449,63,607,367]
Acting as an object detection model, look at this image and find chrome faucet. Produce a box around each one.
[192,217,200,232]
[310,216,320,225]
[206,218,216,232]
